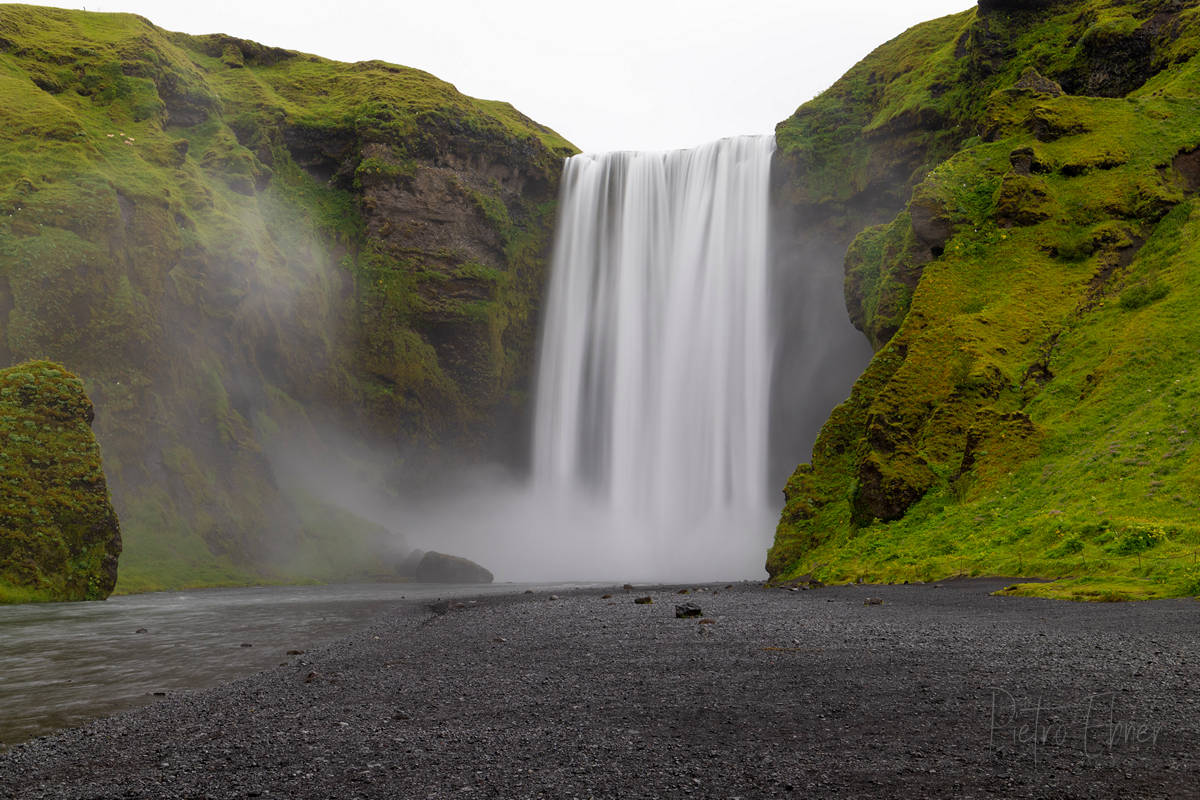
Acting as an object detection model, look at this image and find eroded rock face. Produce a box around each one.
[0,362,121,602]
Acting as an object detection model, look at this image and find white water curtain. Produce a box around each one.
[533,135,776,529]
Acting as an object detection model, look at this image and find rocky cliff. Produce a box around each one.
[769,0,1200,599]
[0,4,575,590]
[0,361,121,602]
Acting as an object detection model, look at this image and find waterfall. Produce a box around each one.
[411,132,868,582]
[529,135,777,578]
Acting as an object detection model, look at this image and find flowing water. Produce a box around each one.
[529,135,777,579]
[0,582,579,748]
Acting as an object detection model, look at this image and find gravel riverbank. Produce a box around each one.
[2,579,1197,799]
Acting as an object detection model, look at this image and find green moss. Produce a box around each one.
[769,0,1200,599]
[0,4,576,596]
[1118,280,1169,310]
[0,360,121,602]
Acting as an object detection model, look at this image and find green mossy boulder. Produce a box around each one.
[0,361,121,603]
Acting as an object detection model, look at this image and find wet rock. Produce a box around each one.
[865,597,884,606]
[675,603,702,618]
[414,551,494,584]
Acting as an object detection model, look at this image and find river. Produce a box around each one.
[0,581,579,748]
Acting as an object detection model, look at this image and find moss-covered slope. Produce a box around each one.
[0,4,575,591]
[0,361,121,602]
[769,0,1200,600]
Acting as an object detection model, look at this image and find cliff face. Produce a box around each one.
[0,5,575,590]
[769,0,1200,599]
[0,361,121,602]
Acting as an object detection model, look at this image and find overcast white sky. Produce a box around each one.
[41,0,973,152]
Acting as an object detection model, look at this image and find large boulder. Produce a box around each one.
[414,551,494,584]
[0,362,121,602]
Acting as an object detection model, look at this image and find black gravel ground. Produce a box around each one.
[2,579,1198,799]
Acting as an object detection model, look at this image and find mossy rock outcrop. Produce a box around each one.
[0,4,575,592]
[769,0,1200,600]
[0,361,120,602]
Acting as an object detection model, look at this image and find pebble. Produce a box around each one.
[4,580,1196,798]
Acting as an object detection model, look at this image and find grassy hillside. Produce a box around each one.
[0,4,575,593]
[769,0,1200,600]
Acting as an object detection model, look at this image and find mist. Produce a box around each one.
[268,432,778,583]
[262,136,870,586]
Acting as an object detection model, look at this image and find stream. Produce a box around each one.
[0,581,572,748]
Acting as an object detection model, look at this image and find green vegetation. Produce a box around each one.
[769,0,1200,601]
[0,4,575,594]
[0,361,121,602]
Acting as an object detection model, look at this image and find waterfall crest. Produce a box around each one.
[530,135,776,576]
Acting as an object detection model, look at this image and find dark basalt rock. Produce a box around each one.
[908,188,952,255]
[1013,67,1064,97]
[413,551,494,584]
[394,548,426,577]
[851,451,936,525]
[675,603,702,618]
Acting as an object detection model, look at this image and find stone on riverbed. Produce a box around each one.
[413,551,494,584]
